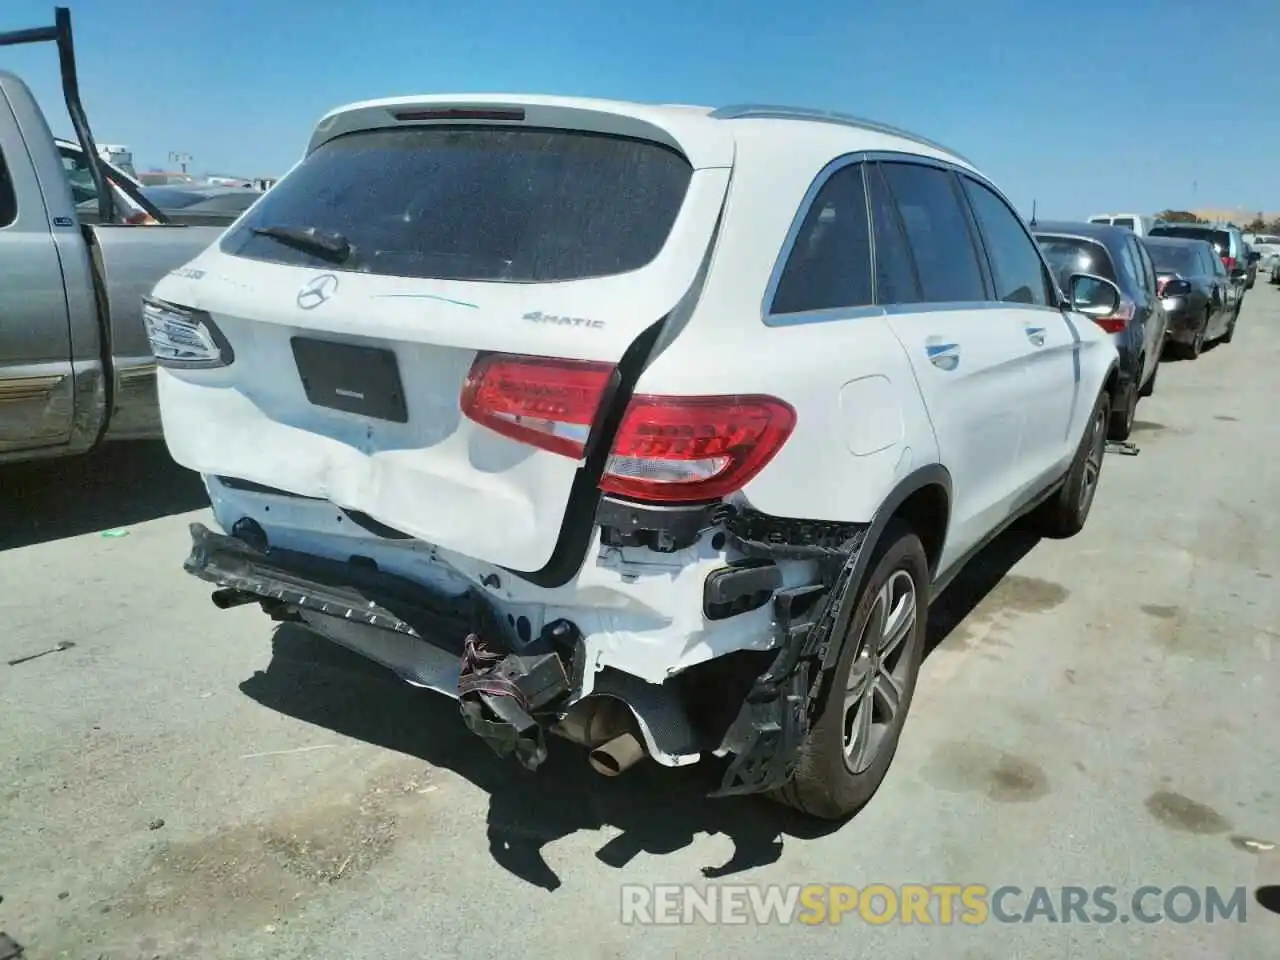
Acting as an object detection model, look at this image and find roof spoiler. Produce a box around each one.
[0,8,168,225]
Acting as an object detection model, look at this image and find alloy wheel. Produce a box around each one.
[1078,403,1107,515]
[843,569,918,775]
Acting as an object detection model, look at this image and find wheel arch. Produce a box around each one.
[819,464,951,669]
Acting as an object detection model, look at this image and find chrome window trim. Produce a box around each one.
[763,150,1059,327]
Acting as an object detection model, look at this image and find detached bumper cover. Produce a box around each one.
[183,522,478,642]
[182,522,572,768]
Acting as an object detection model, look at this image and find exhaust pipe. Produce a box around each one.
[211,588,258,609]
[588,732,646,777]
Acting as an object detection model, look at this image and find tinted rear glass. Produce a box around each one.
[1035,235,1116,284]
[1150,225,1231,254]
[1112,217,1135,230]
[1146,243,1200,275]
[219,125,693,282]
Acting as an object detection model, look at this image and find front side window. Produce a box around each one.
[220,125,693,283]
[878,162,986,303]
[770,163,873,314]
[960,176,1052,306]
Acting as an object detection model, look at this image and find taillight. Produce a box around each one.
[1091,301,1135,334]
[1222,256,1237,272]
[600,394,796,503]
[1156,277,1169,296]
[460,354,797,503]
[460,353,615,459]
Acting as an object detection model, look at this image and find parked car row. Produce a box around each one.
[1029,217,1253,440]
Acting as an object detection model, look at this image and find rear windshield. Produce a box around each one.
[1035,235,1116,284]
[219,125,693,283]
[1146,243,1200,275]
[1112,217,1136,230]
[1149,225,1231,254]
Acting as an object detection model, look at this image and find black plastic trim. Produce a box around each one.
[703,559,782,620]
[183,521,478,643]
[597,496,727,553]
[495,319,667,588]
[708,465,953,797]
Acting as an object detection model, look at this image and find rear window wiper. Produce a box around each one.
[250,224,352,263]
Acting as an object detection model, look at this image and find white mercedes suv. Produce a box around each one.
[146,95,1120,819]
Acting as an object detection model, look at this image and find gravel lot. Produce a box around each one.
[2,289,1279,960]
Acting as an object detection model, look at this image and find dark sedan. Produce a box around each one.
[1033,220,1168,441]
[1142,236,1235,359]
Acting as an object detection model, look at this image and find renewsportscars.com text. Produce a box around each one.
[620,883,1251,925]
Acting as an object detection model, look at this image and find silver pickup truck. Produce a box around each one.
[1,8,222,466]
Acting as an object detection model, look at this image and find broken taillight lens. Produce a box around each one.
[599,394,797,503]
[460,353,615,459]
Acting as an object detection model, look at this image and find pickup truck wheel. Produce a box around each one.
[771,521,928,820]
[1030,388,1110,539]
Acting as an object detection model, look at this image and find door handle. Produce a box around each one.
[1024,326,1047,347]
[926,341,960,370]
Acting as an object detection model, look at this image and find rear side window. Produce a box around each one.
[770,163,873,314]
[865,164,921,305]
[960,176,1052,306]
[1129,235,1156,295]
[1036,236,1117,286]
[0,145,16,228]
[219,125,693,283]
[1150,225,1227,256]
[878,162,986,303]
[1115,240,1142,290]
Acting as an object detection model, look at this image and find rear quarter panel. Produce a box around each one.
[634,313,939,526]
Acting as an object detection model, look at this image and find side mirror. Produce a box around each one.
[1067,273,1122,317]
[1248,251,1262,264]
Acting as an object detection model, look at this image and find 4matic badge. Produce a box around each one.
[522,310,604,330]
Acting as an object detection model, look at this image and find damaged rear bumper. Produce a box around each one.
[182,511,869,799]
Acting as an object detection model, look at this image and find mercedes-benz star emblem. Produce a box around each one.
[297,273,339,310]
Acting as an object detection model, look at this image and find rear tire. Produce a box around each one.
[771,520,929,820]
[1030,389,1110,539]
[1109,375,1137,441]
[1139,359,1158,397]
[1220,305,1238,344]
[1179,312,1208,359]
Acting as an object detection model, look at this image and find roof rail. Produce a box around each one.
[709,103,974,166]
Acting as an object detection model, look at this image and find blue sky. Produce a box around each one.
[4,0,1277,219]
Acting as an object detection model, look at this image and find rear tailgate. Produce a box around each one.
[150,100,734,575]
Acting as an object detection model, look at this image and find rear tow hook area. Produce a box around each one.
[456,628,575,772]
